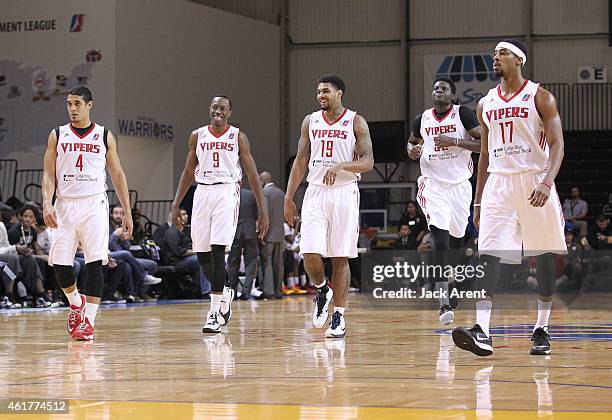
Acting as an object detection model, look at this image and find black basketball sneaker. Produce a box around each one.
[530,327,551,355]
[452,324,493,357]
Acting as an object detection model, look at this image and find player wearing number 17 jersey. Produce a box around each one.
[284,74,374,339]
[42,86,133,341]
[452,39,567,357]
[171,95,269,334]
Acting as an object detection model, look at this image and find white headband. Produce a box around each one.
[495,41,527,66]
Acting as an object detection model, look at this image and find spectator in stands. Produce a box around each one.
[394,223,418,250]
[283,220,307,295]
[563,186,589,237]
[131,207,147,244]
[227,187,260,300]
[109,204,161,302]
[398,200,427,245]
[358,227,378,250]
[1,207,17,230]
[260,171,285,299]
[163,208,211,296]
[555,230,584,291]
[0,221,23,308]
[587,214,612,250]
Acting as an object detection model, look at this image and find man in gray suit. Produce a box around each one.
[227,186,259,299]
[260,171,285,298]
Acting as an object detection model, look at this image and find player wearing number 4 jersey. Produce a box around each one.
[171,95,269,334]
[452,39,567,357]
[285,74,374,339]
[408,78,481,325]
[42,86,134,341]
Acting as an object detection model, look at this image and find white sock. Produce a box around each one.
[210,293,222,313]
[287,277,295,288]
[534,299,552,331]
[84,302,99,326]
[291,277,299,287]
[335,307,345,315]
[435,281,450,307]
[299,275,307,286]
[476,300,492,337]
[314,281,326,289]
[65,289,81,307]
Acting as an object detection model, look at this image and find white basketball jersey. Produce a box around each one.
[55,123,107,199]
[194,125,242,184]
[482,80,547,174]
[419,105,474,184]
[306,109,360,187]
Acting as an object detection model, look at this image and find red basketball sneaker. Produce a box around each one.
[67,295,86,335]
[72,318,94,341]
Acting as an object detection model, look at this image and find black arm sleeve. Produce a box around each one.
[411,114,423,138]
[458,106,480,131]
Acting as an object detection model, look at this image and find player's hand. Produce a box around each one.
[42,201,58,229]
[435,135,457,148]
[122,212,133,240]
[474,206,481,230]
[171,206,184,231]
[323,163,344,186]
[528,183,551,207]
[284,198,298,227]
[257,212,270,241]
[15,244,31,256]
[408,144,423,160]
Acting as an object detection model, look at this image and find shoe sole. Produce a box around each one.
[439,310,454,325]
[530,347,551,355]
[312,290,334,328]
[220,289,235,326]
[202,327,221,334]
[325,331,346,338]
[452,328,493,357]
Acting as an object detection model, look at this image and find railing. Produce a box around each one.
[137,200,173,226]
[106,189,139,209]
[0,159,17,201]
[542,82,611,131]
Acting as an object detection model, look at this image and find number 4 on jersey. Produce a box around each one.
[75,154,83,171]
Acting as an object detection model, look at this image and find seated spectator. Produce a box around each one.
[555,230,584,291]
[394,224,418,250]
[131,207,147,244]
[109,204,161,302]
[1,207,18,230]
[162,208,211,296]
[1,220,23,308]
[358,227,378,250]
[587,214,612,251]
[398,200,427,245]
[562,186,588,237]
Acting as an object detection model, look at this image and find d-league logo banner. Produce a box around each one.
[424,53,500,109]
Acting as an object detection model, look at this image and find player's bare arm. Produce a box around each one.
[171,131,198,230]
[42,129,59,228]
[105,131,133,239]
[435,127,482,152]
[238,131,269,239]
[284,115,311,226]
[407,133,424,160]
[473,98,490,229]
[528,87,564,208]
[323,114,374,186]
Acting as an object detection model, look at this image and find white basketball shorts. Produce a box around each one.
[191,183,240,252]
[300,182,360,258]
[479,172,567,263]
[417,176,472,238]
[49,192,109,266]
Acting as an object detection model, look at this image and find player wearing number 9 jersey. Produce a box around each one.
[284,74,374,340]
[452,39,567,358]
[171,95,269,334]
[42,85,133,341]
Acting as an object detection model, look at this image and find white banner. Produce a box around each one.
[424,53,500,109]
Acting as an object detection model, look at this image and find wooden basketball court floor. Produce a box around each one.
[1,294,611,419]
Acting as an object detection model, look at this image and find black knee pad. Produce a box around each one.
[536,253,556,298]
[53,264,76,289]
[476,254,501,297]
[85,260,104,298]
[210,245,226,292]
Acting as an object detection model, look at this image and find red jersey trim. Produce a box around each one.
[69,123,96,139]
[431,107,453,123]
[208,125,231,138]
[322,108,348,126]
[497,79,529,103]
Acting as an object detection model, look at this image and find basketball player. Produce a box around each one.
[171,95,269,333]
[452,39,566,356]
[284,74,374,338]
[407,78,481,325]
[42,85,133,341]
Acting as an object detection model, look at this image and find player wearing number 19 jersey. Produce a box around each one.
[452,39,566,358]
[171,95,269,334]
[42,86,134,341]
[284,74,374,339]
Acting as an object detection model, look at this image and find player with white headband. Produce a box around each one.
[452,39,567,357]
